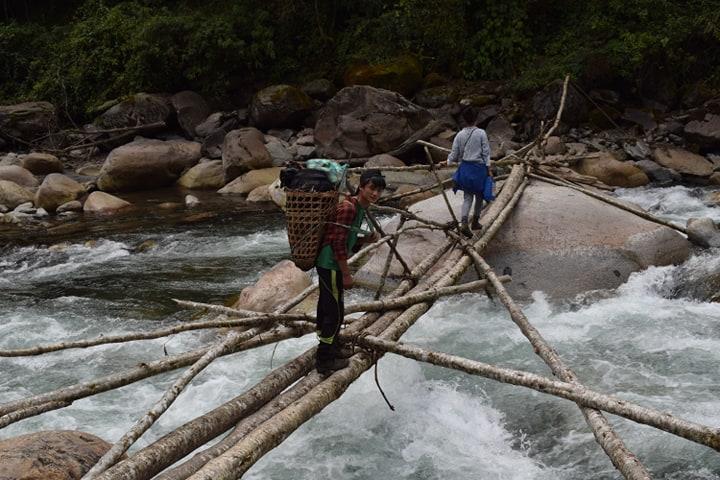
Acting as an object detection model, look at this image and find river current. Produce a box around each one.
[1,185,719,479]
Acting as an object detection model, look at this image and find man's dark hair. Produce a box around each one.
[461,106,478,127]
[359,169,386,189]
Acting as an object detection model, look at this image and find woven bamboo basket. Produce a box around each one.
[284,189,339,271]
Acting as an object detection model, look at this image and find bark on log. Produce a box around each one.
[94,350,316,480]
[0,326,312,425]
[83,326,273,479]
[154,374,321,480]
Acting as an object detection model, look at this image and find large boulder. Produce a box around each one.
[177,160,225,189]
[356,182,690,299]
[686,217,720,248]
[684,114,720,150]
[246,184,272,202]
[0,430,111,480]
[343,56,423,97]
[315,86,432,159]
[35,173,85,212]
[366,153,405,168]
[301,78,337,101]
[221,128,272,181]
[0,101,57,141]
[249,85,313,130]
[97,137,202,192]
[572,152,649,187]
[532,79,588,127]
[0,179,34,209]
[218,167,281,195]
[95,93,172,129]
[0,165,38,187]
[652,147,714,177]
[20,152,63,174]
[232,259,311,312]
[83,191,132,214]
[171,91,211,139]
[633,160,681,185]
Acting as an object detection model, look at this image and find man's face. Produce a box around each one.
[358,182,383,205]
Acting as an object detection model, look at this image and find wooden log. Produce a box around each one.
[83,326,276,479]
[95,350,316,480]
[359,336,720,451]
[154,374,321,480]
[461,247,652,480]
[184,167,527,480]
[0,326,312,425]
[348,163,454,172]
[96,241,458,480]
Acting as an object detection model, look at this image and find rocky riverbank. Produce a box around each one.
[1,73,719,246]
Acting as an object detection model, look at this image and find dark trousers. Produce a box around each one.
[316,266,344,363]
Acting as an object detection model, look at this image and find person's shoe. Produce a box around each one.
[316,358,350,375]
[333,343,355,359]
[469,216,482,231]
[460,223,473,238]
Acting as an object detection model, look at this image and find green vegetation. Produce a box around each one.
[1,0,718,120]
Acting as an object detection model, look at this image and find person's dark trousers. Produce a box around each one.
[316,266,344,366]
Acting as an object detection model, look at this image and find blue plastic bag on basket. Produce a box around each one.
[306,159,347,188]
[483,175,495,201]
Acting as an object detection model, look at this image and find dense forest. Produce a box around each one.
[1,0,719,120]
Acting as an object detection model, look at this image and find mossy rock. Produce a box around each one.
[414,86,458,108]
[250,85,313,130]
[94,93,173,130]
[343,55,423,97]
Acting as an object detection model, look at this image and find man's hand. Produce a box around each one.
[342,272,354,289]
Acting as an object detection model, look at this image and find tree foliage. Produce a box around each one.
[1,0,718,120]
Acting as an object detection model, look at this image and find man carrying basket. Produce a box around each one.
[314,170,386,374]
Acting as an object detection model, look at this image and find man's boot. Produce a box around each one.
[316,342,350,375]
[332,342,355,359]
[459,223,473,238]
[470,215,482,231]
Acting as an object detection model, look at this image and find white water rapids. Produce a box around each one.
[1,186,719,479]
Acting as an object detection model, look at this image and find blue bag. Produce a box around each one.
[483,175,495,201]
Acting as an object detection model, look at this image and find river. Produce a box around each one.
[1,185,719,479]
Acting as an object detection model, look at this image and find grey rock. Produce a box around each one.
[0,102,57,141]
[185,194,200,208]
[222,128,272,181]
[265,136,293,166]
[622,108,657,131]
[532,79,588,127]
[301,79,337,101]
[653,147,714,177]
[0,165,38,187]
[623,140,651,161]
[356,182,690,299]
[57,200,83,213]
[34,207,48,217]
[267,128,294,142]
[0,153,21,166]
[315,85,432,159]
[20,152,63,175]
[684,113,720,149]
[94,93,172,130]
[686,217,720,248]
[13,202,35,214]
[195,112,224,138]
[35,174,86,212]
[201,128,226,159]
[250,84,313,130]
[633,160,681,185]
[0,204,8,213]
[0,179,34,209]
[171,91,211,138]
[98,137,202,191]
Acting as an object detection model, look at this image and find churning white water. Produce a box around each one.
[1,186,719,479]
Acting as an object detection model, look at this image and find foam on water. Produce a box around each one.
[614,184,720,224]
[2,189,720,478]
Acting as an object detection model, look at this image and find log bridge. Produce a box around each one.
[0,77,713,480]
